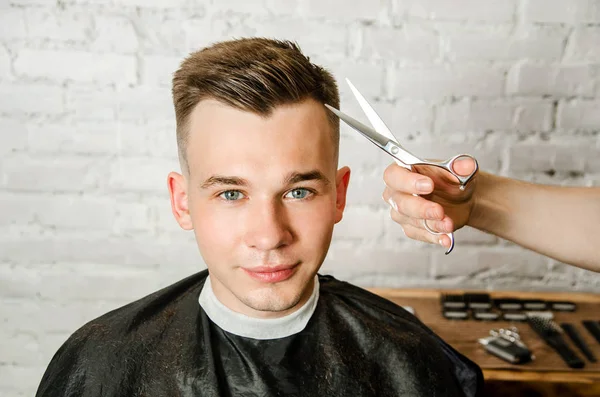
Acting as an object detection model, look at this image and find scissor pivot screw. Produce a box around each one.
[391,146,399,154]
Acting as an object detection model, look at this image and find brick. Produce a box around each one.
[114,201,153,233]
[432,248,549,279]
[389,65,506,100]
[508,143,588,173]
[396,0,516,22]
[0,194,38,226]
[1,298,123,334]
[345,174,389,207]
[35,196,116,230]
[557,100,600,130]
[0,263,161,302]
[117,120,178,158]
[0,83,64,114]
[0,8,26,39]
[507,63,597,97]
[66,85,117,121]
[565,27,600,62]
[141,54,181,86]
[328,61,385,99]
[332,206,385,239]
[0,364,45,394]
[27,121,119,155]
[77,0,197,6]
[0,44,11,79]
[2,155,111,192]
[0,237,202,267]
[24,7,90,41]
[339,135,390,172]
[137,12,210,55]
[435,99,553,133]
[116,86,175,121]
[523,0,600,23]
[241,17,348,60]
[299,0,384,20]
[90,15,139,53]
[431,249,480,277]
[14,50,136,85]
[444,26,566,62]
[0,332,43,366]
[107,156,179,192]
[263,0,302,15]
[0,119,27,155]
[324,244,432,283]
[205,0,287,15]
[358,25,439,63]
[369,101,433,136]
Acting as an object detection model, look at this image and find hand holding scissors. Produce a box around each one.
[325,79,479,254]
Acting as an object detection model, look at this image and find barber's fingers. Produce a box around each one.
[391,211,454,249]
[452,156,477,176]
[383,163,433,195]
[389,207,454,234]
[383,188,444,221]
[396,223,442,245]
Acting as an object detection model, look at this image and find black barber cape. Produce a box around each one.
[37,271,483,397]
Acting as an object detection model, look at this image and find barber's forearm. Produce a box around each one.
[468,172,600,272]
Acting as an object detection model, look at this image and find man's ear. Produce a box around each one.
[167,171,193,230]
[334,166,351,224]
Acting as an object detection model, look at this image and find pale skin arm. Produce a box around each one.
[382,158,600,273]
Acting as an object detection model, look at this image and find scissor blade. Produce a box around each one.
[346,78,398,142]
[325,104,413,165]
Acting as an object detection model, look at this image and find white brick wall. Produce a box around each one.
[1,1,600,395]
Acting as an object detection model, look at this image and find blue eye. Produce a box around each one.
[286,188,311,199]
[220,190,244,201]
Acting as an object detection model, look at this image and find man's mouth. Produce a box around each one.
[242,262,300,283]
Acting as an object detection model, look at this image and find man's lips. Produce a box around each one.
[242,262,300,283]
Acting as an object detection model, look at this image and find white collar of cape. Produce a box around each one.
[198,274,320,340]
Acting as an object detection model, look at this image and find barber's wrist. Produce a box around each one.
[466,171,495,232]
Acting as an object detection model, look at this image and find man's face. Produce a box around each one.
[168,98,350,319]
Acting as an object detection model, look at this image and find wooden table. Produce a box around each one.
[370,288,600,396]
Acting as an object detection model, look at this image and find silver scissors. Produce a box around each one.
[325,78,478,255]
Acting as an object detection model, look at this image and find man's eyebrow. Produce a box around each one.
[285,170,331,186]
[200,176,249,189]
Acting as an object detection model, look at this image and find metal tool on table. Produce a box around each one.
[478,327,533,364]
[325,79,479,254]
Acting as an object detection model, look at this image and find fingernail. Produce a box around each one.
[387,197,398,212]
[438,238,444,247]
[416,179,432,193]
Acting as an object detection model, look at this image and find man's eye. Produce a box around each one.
[285,188,312,199]
[220,190,244,201]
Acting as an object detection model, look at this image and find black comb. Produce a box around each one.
[527,314,585,369]
[582,320,600,344]
[561,323,597,362]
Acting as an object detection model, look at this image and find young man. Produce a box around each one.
[36,38,483,397]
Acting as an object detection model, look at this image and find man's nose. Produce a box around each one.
[243,199,293,251]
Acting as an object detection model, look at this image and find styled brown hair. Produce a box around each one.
[171,37,340,171]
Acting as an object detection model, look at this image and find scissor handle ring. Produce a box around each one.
[422,220,455,255]
[419,154,479,190]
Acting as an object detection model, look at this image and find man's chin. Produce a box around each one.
[239,290,302,314]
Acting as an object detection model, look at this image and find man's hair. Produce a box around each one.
[171,37,340,171]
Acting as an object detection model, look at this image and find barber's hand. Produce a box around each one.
[382,157,478,249]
